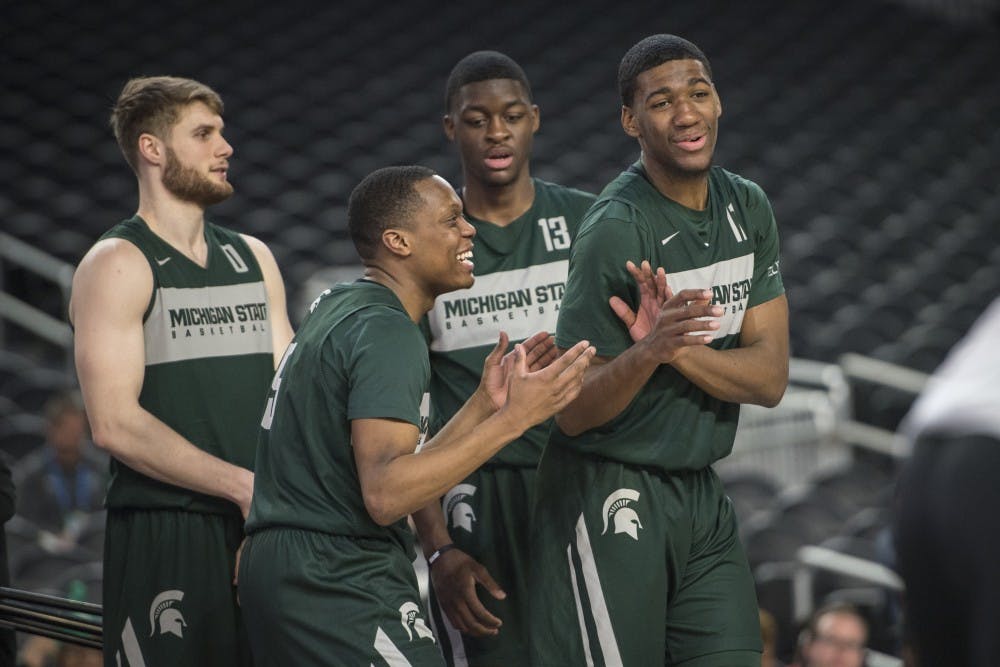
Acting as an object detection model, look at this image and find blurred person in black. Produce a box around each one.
[895,297,1000,667]
[1,451,15,667]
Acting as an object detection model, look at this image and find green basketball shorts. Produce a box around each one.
[239,527,443,666]
[529,445,762,666]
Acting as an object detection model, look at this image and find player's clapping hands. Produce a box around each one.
[610,259,723,362]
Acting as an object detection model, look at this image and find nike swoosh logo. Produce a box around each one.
[661,231,680,246]
[155,257,172,266]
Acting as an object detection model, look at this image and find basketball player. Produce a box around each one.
[71,76,294,666]
[530,35,789,666]
[238,166,594,666]
[411,51,596,666]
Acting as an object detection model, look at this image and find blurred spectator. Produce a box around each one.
[19,640,102,667]
[790,601,868,667]
[760,607,785,667]
[13,391,106,535]
[55,643,102,667]
[1,452,15,667]
[895,297,1000,667]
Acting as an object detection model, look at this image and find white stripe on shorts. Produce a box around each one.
[567,543,595,667]
[121,618,147,667]
[575,513,624,667]
[435,599,468,666]
[374,626,413,667]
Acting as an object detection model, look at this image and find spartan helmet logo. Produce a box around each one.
[443,483,477,533]
[398,601,436,643]
[148,590,187,638]
[416,392,430,451]
[601,488,643,541]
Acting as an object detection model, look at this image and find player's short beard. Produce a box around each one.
[162,146,233,208]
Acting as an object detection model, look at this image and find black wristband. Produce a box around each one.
[427,543,457,567]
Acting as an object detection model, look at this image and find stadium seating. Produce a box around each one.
[0,413,47,464]
[2,0,996,660]
[1,0,997,390]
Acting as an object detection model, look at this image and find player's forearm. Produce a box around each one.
[555,341,660,437]
[411,503,453,558]
[89,406,253,512]
[669,343,788,407]
[432,388,497,445]
[363,410,524,526]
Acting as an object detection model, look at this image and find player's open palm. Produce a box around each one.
[481,330,558,411]
[611,259,723,364]
[500,339,595,430]
[610,260,670,341]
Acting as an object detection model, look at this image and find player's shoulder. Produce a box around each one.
[533,177,597,208]
[71,231,155,325]
[712,167,770,210]
[318,281,412,327]
[584,171,649,229]
[346,294,426,360]
[304,282,416,349]
[235,230,278,266]
[78,233,150,276]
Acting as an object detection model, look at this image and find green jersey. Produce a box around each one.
[247,281,428,547]
[554,163,784,472]
[425,179,595,467]
[100,216,274,514]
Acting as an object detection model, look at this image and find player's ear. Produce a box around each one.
[443,114,456,142]
[621,105,639,138]
[531,104,540,134]
[381,228,412,257]
[137,133,165,166]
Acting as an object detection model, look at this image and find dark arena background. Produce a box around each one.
[1,0,998,664]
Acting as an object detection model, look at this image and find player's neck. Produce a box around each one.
[640,155,709,211]
[461,171,535,227]
[136,183,208,262]
[360,265,433,323]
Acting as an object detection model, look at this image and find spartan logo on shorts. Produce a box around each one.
[398,601,436,642]
[443,483,477,533]
[149,589,187,638]
[601,488,643,541]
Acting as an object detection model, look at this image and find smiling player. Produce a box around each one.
[530,35,789,666]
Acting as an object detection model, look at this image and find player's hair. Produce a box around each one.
[445,51,532,112]
[110,76,224,173]
[618,34,713,107]
[348,165,438,261]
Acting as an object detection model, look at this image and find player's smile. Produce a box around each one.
[622,58,722,180]
[672,133,707,152]
[457,246,475,272]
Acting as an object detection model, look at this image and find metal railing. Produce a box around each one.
[0,587,101,648]
[0,231,75,372]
